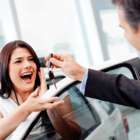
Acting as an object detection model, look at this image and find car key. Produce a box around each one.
[48,53,57,89]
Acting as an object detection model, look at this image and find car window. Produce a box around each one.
[24,82,101,140]
[106,67,134,79]
[46,76,65,89]
[66,83,101,136]
[98,101,116,115]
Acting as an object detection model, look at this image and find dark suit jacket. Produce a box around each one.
[85,69,140,109]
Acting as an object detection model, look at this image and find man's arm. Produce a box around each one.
[45,54,140,109]
[85,69,140,109]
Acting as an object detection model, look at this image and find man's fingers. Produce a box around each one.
[46,61,60,68]
[50,58,63,68]
[45,53,62,61]
[51,64,61,69]
[45,54,69,68]
[52,54,69,61]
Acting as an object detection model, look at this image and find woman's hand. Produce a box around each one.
[38,67,47,97]
[24,87,65,113]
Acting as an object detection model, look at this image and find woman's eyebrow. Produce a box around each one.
[28,56,33,58]
[13,56,33,60]
[14,57,22,60]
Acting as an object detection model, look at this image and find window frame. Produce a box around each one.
[101,62,140,80]
[46,75,65,89]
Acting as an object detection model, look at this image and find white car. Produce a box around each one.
[10,52,140,140]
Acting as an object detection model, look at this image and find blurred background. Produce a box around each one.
[0,0,138,67]
[1,1,140,140]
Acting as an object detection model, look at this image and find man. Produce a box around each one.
[45,0,140,109]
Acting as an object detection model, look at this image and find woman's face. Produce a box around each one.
[8,47,37,93]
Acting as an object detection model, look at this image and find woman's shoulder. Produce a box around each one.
[0,95,18,109]
[0,96,10,108]
[0,96,6,103]
[0,95,10,102]
[0,96,18,117]
[0,96,17,106]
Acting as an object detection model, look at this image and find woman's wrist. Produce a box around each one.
[21,102,32,115]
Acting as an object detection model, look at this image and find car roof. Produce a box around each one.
[90,52,139,70]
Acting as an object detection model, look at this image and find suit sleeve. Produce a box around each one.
[85,69,140,109]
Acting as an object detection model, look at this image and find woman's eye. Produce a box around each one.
[15,60,21,64]
[29,58,34,61]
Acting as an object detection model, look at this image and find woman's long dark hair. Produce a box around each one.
[0,40,41,105]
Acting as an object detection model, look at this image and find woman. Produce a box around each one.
[0,40,81,140]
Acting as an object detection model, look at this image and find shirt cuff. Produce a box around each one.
[80,69,88,93]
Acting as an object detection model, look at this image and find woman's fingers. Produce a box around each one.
[38,67,47,97]
[41,68,46,86]
[29,87,40,98]
[41,97,59,103]
[32,97,65,110]
[39,68,47,88]
[40,97,65,108]
[26,95,65,112]
[45,100,65,109]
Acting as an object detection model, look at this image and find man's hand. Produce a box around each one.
[45,54,86,81]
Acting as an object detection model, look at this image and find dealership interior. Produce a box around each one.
[0,0,140,140]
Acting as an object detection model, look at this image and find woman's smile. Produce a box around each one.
[8,47,37,92]
[20,71,33,83]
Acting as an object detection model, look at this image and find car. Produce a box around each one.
[10,52,140,140]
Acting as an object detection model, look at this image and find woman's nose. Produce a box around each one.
[23,60,31,69]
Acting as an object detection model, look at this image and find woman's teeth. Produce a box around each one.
[21,72,32,80]
[21,72,32,76]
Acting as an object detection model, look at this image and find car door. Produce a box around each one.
[11,52,140,140]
